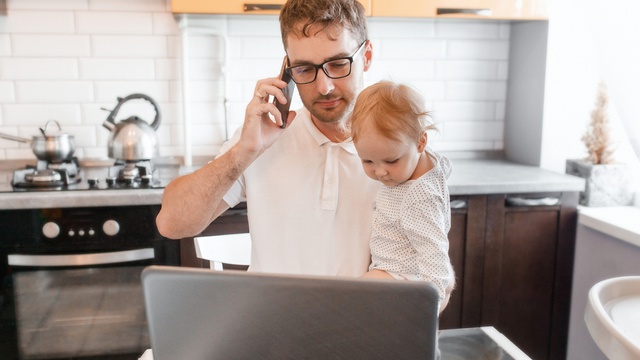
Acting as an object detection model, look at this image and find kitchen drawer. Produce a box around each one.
[171,0,372,16]
[372,0,547,20]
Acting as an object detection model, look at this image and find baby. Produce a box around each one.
[350,80,455,311]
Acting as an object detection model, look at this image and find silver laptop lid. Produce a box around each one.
[142,266,439,360]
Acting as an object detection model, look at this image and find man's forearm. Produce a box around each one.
[155,145,255,239]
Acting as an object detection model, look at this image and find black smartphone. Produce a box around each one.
[273,56,295,128]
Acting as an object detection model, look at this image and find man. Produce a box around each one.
[156,0,379,276]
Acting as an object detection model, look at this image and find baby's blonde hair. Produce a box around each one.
[351,81,436,143]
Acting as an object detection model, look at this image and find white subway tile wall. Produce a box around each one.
[0,0,510,160]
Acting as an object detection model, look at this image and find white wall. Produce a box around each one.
[0,0,511,162]
[540,0,640,173]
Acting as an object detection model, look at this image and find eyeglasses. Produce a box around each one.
[285,41,367,85]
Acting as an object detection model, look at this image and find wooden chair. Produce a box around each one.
[193,233,251,271]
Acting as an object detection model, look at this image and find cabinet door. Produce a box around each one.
[440,195,486,329]
[372,0,435,17]
[372,0,547,19]
[482,193,572,360]
[172,0,372,16]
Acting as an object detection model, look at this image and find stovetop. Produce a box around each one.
[0,159,180,193]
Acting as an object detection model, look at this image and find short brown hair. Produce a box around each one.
[351,81,437,143]
[279,0,368,48]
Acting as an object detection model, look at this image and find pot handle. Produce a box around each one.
[42,120,63,135]
[106,93,162,131]
[0,132,31,143]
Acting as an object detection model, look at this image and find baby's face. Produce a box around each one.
[354,129,424,187]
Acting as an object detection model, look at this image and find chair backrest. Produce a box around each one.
[193,233,251,270]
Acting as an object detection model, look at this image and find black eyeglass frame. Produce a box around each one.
[285,40,368,85]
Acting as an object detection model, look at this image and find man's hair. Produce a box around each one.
[350,81,437,143]
[279,0,368,48]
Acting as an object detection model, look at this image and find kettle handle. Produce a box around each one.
[106,93,162,130]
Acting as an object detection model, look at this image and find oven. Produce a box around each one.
[0,159,181,360]
[0,205,179,360]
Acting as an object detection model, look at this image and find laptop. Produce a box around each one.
[142,266,439,360]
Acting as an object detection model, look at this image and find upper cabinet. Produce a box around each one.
[372,0,548,20]
[172,0,372,16]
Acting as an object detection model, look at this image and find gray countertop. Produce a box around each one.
[0,159,585,210]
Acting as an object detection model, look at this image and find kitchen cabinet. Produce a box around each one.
[439,192,578,360]
[372,0,548,19]
[171,0,372,16]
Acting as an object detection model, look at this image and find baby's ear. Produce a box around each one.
[417,131,427,152]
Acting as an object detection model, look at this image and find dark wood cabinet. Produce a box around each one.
[440,192,579,360]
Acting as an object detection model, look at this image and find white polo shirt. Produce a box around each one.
[221,108,380,276]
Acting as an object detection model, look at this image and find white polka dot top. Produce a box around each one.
[369,147,454,305]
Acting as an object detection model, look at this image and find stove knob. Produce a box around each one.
[42,222,60,239]
[103,219,120,236]
[88,178,99,188]
[141,175,152,184]
[106,177,116,187]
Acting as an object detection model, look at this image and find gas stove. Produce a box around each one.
[0,158,178,193]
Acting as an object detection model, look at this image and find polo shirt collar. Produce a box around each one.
[301,109,357,155]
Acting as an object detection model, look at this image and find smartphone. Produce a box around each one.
[273,56,296,128]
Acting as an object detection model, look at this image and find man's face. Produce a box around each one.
[285,25,371,126]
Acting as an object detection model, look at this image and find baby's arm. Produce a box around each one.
[361,269,394,279]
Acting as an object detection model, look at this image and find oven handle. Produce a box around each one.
[7,248,155,267]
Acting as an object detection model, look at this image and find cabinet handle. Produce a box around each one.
[8,248,155,267]
[505,197,560,207]
[450,199,468,209]
[437,8,492,16]
[244,3,283,12]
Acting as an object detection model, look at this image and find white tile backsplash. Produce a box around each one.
[0,81,15,103]
[11,35,91,57]
[0,0,511,160]
[75,12,153,35]
[0,35,10,56]
[1,58,78,80]
[88,0,167,12]
[15,81,93,103]
[79,58,156,80]
[7,0,88,11]
[91,35,168,57]
[4,11,75,34]
[3,104,82,125]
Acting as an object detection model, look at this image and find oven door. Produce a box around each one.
[2,251,155,360]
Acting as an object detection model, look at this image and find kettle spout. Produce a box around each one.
[103,120,116,131]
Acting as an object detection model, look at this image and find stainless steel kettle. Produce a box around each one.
[103,94,161,161]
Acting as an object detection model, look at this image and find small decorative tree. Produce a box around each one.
[582,81,615,164]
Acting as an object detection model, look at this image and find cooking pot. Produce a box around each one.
[0,120,75,162]
[103,93,161,161]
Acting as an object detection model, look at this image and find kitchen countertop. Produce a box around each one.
[578,205,640,248]
[0,158,585,210]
